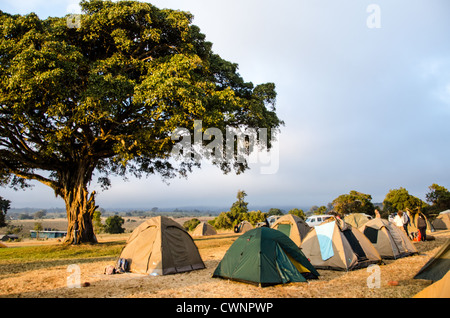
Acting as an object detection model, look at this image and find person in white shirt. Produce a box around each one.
[393,211,409,236]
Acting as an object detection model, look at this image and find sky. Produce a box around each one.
[1,0,450,211]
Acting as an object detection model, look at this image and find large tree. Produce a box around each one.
[0,1,282,244]
[383,187,426,215]
[332,190,375,216]
[425,183,450,213]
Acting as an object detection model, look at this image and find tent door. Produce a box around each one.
[343,230,367,261]
[277,224,291,237]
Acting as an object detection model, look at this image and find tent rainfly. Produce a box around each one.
[119,216,205,275]
[271,214,311,247]
[234,220,253,233]
[300,217,382,271]
[432,212,450,230]
[192,222,217,237]
[358,218,418,259]
[414,271,450,298]
[213,227,319,287]
[344,213,370,228]
[414,238,450,282]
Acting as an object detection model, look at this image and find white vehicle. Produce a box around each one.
[305,214,333,227]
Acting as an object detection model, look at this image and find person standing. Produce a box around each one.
[417,213,427,241]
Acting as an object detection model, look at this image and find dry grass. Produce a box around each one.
[0,225,449,299]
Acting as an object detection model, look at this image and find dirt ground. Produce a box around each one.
[1,227,448,299]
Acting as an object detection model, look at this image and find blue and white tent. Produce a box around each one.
[300,217,382,271]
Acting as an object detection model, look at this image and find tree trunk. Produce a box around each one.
[59,163,98,244]
[63,187,98,244]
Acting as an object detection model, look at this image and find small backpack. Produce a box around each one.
[104,265,116,275]
[115,258,129,273]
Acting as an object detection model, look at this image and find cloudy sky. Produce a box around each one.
[1,0,450,211]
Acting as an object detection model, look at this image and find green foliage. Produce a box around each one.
[229,190,249,215]
[92,210,104,234]
[313,206,327,215]
[0,1,282,243]
[0,0,282,193]
[383,187,427,215]
[212,189,267,229]
[183,218,200,231]
[332,191,375,216]
[104,215,125,234]
[425,184,450,214]
[0,196,11,227]
[267,208,283,216]
[288,208,306,220]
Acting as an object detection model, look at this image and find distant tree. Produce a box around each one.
[313,206,328,215]
[0,196,11,227]
[383,187,427,216]
[308,205,319,215]
[104,215,125,234]
[18,213,33,220]
[0,1,282,244]
[34,222,43,239]
[33,210,47,220]
[425,183,450,213]
[230,190,249,214]
[288,208,306,220]
[214,212,233,229]
[92,210,104,234]
[332,191,375,216]
[248,210,267,224]
[267,208,283,217]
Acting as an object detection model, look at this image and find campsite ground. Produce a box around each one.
[0,217,449,298]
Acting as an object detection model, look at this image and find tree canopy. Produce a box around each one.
[383,187,426,215]
[0,1,282,243]
[425,183,450,214]
[332,190,374,216]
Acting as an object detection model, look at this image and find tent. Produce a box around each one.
[119,216,205,275]
[432,212,450,230]
[192,222,217,237]
[271,214,311,247]
[0,242,7,248]
[414,238,450,282]
[213,227,319,287]
[234,220,253,233]
[414,270,450,298]
[358,218,418,259]
[300,217,382,271]
[344,213,370,228]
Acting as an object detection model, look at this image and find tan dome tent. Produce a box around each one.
[359,218,417,259]
[300,217,382,271]
[432,211,450,230]
[119,216,205,275]
[234,220,253,233]
[344,213,370,228]
[271,214,311,247]
[192,222,217,237]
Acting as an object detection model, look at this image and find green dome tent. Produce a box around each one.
[212,227,319,287]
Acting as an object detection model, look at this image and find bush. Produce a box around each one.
[183,218,200,231]
[104,215,125,234]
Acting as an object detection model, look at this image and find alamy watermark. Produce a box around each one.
[67,264,81,288]
[367,264,381,289]
[171,120,280,175]
[366,4,381,29]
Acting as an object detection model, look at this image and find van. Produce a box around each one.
[305,215,333,227]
